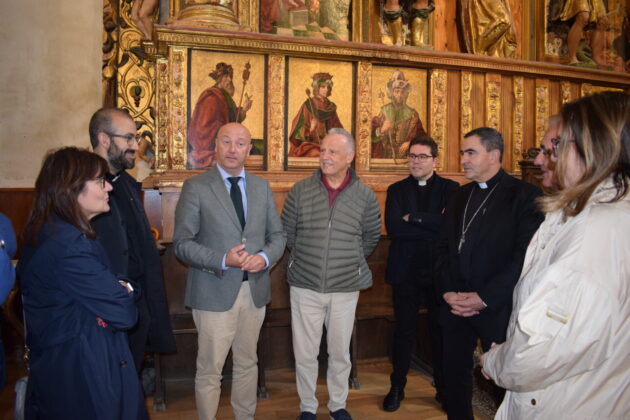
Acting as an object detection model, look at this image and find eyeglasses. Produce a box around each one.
[94,177,107,189]
[408,153,434,161]
[539,137,561,158]
[106,132,142,146]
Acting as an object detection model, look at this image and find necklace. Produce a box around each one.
[458,183,499,253]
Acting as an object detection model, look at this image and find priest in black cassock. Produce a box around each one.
[90,107,176,374]
[382,136,458,412]
[434,127,543,420]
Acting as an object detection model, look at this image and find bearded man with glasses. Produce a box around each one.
[89,107,176,384]
[382,136,459,412]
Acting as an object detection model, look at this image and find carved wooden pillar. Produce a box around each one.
[535,78,550,147]
[485,73,501,130]
[266,55,285,171]
[519,148,544,190]
[356,62,372,172]
[460,71,473,136]
[429,69,447,171]
[512,76,525,173]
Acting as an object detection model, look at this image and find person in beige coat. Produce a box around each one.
[480,91,630,419]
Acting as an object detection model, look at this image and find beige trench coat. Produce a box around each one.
[483,179,630,419]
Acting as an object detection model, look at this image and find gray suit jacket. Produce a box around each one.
[173,166,287,311]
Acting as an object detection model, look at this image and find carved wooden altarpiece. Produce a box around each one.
[104,0,630,196]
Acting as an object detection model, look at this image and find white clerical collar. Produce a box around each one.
[477,182,488,189]
[416,173,433,187]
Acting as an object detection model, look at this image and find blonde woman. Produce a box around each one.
[481,91,630,419]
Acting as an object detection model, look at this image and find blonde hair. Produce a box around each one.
[539,91,630,218]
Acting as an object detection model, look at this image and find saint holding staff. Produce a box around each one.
[289,72,343,157]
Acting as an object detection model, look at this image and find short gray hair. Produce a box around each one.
[327,128,355,152]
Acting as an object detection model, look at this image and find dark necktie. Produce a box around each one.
[228,177,245,229]
[228,177,248,281]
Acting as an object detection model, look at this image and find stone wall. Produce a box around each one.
[0,1,101,187]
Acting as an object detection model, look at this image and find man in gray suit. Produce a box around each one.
[173,122,286,420]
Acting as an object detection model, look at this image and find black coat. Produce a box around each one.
[92,171,176,354]
[434,170,543,333]
[385,173,459,286]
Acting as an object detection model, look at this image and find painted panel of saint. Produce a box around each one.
[287,58,353,159]
[370,67,428,162]
[187,50,265,169]
[260,0,351,41]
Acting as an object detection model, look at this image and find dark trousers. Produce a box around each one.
[439,307,505,420]
[390,281,443,395]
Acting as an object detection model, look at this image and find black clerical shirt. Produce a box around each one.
[415,174,435,214]
[458,169,505,284]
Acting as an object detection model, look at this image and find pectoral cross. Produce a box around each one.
[458,235,465,254]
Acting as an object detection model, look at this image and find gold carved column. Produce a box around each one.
[266,55,285,171]
[155,57,170,170]
[535,79,550,146]
[168,47,188,170]
[485,73,501,130]
[429,69,447,171]
[356,62,372,171]
[461,71,473,136]
[512,76,524,173]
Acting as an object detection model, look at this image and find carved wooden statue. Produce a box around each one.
[410,0,435,46]
[383,0,404,46]
[318,0,352,40]
[381,0,434,47]
[548,0,608,66]
[460,0,518,58]
[131,0,158,40]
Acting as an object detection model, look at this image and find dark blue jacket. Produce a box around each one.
[0,213,16,303]
[0,213,16,391]
[18,219,147,420]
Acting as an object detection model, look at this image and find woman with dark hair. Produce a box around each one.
[18,147,147,419]
[480,91,630,419]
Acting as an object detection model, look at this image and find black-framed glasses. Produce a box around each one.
[539,144,553,158]
[106,132,142,146]
[540,137,561,158]
[408,153,433,161]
